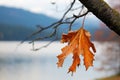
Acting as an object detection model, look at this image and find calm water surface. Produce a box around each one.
[0,41,118,80]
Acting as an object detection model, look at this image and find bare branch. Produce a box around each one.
[21,0,89,50]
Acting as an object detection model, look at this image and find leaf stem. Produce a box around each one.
[82,15,86,28]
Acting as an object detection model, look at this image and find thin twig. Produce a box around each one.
[61,0,76,20]
[29,28,57,43]
[82,15,86,28]
[20,0,89,50]
[31,39,56,51]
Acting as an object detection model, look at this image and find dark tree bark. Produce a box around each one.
[79,0,120,36]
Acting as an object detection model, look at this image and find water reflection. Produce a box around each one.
[0,41,119,80]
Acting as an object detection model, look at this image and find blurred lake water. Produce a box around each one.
[0,41,119,80]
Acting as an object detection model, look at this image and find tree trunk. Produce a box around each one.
[79,0,120,36]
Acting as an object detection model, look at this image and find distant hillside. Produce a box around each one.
[0,6,57,29]
[0,23,35,40]
[0,6,58,40]
[0,6,102,41]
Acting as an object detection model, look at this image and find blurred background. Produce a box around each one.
[0,0,120,80]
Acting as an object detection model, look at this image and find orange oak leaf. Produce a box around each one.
[57,27,96,74]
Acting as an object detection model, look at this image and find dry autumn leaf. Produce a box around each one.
[57,27,96,74]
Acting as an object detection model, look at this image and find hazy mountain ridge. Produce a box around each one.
[0,6,102,41]
[0,6,58,40]
[0,6,58,28]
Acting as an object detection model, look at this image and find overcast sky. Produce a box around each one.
[0,0,109,18]
[0,0,74,18]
